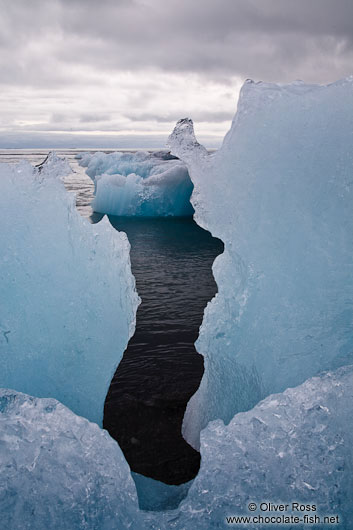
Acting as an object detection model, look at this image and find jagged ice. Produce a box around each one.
[169,77,353,450]
[0,154,139,425]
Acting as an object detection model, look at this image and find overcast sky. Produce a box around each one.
[1,0,352,148]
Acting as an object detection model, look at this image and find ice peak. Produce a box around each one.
[168,117,209,164]
[35,151,72,179]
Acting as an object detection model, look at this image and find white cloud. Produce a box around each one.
[0,0,352,147]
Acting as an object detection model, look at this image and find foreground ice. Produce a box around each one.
[2,367,352,528]
[0,154,138,425]
[77,151,194,216]
[169,77,353,449]
[148,366,353,529]
[0,389,142,530]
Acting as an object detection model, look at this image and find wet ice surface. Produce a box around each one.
[104,216,223,485]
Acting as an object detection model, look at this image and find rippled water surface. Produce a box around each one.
[104,217,223,484]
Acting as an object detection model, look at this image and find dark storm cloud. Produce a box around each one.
[1,0,353,86]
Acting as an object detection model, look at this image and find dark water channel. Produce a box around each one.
[103,216,223,485]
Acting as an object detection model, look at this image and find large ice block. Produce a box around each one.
[0,389,142,530]
[0,154,139,425]
[77,151,194,216]
[169,78,353,449]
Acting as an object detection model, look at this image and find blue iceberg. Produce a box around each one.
[77,150,194,217]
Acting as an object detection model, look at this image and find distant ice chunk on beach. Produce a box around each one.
[0,153,139,425]
[0,388,142,530]
[169,77,353,450]
[77,151,194,216]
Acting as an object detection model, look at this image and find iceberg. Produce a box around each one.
[0,154,139,425]
[0,388,142,530]
[77,151,194,216]
[169,77,353,449]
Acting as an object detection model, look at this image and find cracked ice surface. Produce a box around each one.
[169,78,353,450]
[146,366,353,529]
[77,150,194,216]
[0,154,139,425]
[2,367,352,529]
[0,389,143,530]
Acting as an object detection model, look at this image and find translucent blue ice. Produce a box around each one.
[77,151,194,216]
[169,77,353,449]
[0,154,139,425]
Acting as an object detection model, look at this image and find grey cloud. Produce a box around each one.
[58,0,353,82]
[60,0,353,42]
[50,113,68,123]
[79,113,111,123]
[1,0,353,147]
[15,122,125,133]
[50,113,112,126]
[1,0,353,86]
[125,110,234,123]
